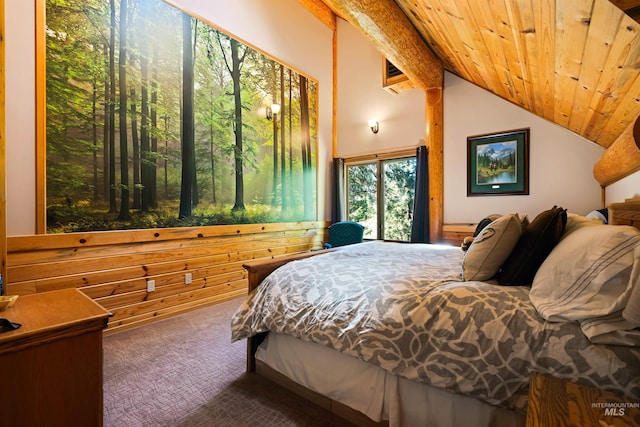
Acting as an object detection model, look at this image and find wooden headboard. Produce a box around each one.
[608,197,640,230]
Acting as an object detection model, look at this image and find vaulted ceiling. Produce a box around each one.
[305,0,640,184]
[394,0,639,150]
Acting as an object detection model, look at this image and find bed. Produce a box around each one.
[231,200,640,427]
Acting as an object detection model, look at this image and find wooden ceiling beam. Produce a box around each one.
[321,0,443,90]
[594,116,640,186]
[298,0,337,31]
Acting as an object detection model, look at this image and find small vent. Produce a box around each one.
[385,60,403,79]
[382,58,412,94]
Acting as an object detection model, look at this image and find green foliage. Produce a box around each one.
[46,201,288,233]
[382,158,416,241]
[347,163,377,238]
[347,158,416,241]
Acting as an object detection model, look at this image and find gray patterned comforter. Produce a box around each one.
[231,241,640,412]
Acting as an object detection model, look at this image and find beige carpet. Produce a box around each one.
[103,297,354,427]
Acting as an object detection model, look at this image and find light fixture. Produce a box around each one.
[368,120,379,134]
[266,103,281,120]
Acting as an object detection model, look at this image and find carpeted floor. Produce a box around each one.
[103,297,355,427]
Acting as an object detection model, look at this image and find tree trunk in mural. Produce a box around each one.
[139,5,152,214]
[130,84,141,209]
[108,0,117,214]
[150,39,158,209]
[288,69,294,210]
[300,74,313,219]
[230,38,246,212]
[280,64,286,211]
[117,0,130,221]
[191,21,199,208]
[92,75,99,202]
[271,60,278,207]
[103,42,110,203]
[179,12,196,219]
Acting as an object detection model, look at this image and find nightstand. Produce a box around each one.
[0,288,110,427]
[526,371,640,427]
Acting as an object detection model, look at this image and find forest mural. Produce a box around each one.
[45,0,318,233]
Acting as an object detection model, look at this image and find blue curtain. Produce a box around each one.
[410,146,430,243]
[331,158,345,223]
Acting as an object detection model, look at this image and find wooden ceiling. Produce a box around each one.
[392,0,640,150]
[610,0,640,23]
[306,0,640,183]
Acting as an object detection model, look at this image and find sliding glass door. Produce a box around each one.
[346,156,416,241]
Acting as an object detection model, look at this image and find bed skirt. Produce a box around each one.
[255,333,526,427]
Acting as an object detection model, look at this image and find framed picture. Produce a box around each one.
[467,128,530,196]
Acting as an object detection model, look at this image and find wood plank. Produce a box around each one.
[443,223,475,246]
[400,0,477,86]
[93,270,247,309]
[105,278,247,323]
[602,74,640,147]
[465,0,518,101]
[530,0,556,120]
[7,221,327,252]
[582,9,640,145]
[6,224,329,332]
[7,233,321,282]
[104,285,247,332]
[8,229,319,268]
[554,0,594,127]
[568,0,620,136]
[104,290,246,334]
[505,0,537,111]
[5,241,318,296]
[493,0,531,109]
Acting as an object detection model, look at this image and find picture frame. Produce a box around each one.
[467,128,530,196]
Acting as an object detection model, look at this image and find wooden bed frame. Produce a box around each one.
[240,198,640,426]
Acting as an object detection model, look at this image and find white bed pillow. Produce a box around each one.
[530,224,640,346]
[561,212,603,241]
[462,213,523,281]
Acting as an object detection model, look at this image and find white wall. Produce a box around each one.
[606,171,640,204]
[336,20,426,157]
[5,0,37,236]
[443,73,605,222]
[4,0,334,236]
[336,21,608,223]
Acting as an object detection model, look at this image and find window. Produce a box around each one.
[346,155,416,241]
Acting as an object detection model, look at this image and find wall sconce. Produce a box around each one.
[266,103,281,120]
[368,120,379,134]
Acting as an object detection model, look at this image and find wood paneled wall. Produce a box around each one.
[6,221,327,334]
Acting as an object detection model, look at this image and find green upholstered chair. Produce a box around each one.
[323,221,364,249]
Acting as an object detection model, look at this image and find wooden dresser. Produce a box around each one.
[0,288,110,427]
[609,198,640,227]
[526,372,640,427]
[442,223,475,246]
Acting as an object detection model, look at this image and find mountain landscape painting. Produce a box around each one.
[475,141,517,185]
[44,0,317,233]
[467,128,529,196]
